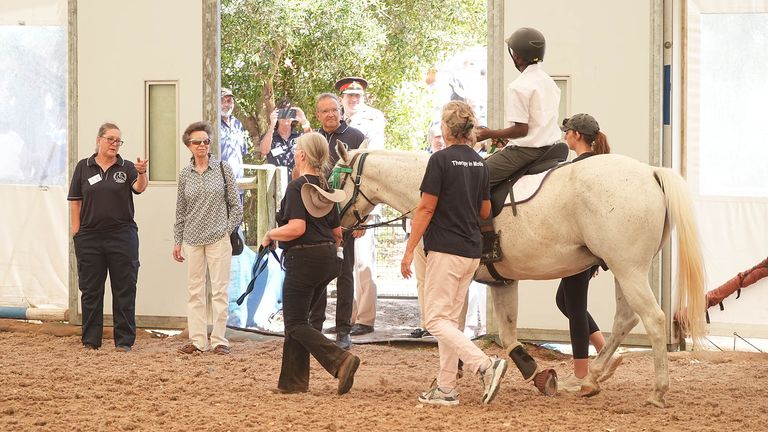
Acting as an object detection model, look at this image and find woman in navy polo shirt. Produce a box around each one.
[67,122,148,352]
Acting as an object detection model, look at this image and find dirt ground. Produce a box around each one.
[1,319,767,432]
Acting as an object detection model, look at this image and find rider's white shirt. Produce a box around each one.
[505,63,562,148]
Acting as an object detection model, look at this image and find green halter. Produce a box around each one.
[330,165,353,213]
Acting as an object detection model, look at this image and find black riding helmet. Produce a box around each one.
[506,27,546,63]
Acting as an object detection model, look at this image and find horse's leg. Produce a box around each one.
[489,283,557,395]
[580,277,639,397]
[611,268,669,408]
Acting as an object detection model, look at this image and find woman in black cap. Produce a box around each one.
[557,113,622,393]
[261,132,360,395]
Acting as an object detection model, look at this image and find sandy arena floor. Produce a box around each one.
[1,319,767,431]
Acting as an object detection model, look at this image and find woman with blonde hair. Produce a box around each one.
[261,132,361,395]
[401,101,507,406]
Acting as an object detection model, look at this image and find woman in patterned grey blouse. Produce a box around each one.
[172,121,243,355]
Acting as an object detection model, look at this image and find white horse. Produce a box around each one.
[334,146,706,408]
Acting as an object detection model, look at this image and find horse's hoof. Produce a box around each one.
[578,385,601,398]
[533,368,557,396]
[598,354,624,383]
[645,397,666,408]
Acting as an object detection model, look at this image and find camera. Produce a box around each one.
[278,108,296,119]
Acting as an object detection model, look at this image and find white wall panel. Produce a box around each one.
[76,0,204,321]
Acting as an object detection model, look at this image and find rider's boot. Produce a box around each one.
[509,343,558,396]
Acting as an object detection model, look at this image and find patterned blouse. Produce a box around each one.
[174,155,243,246]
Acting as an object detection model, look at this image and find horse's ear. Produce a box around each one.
[359,139,369,150]
[337,140,350,163]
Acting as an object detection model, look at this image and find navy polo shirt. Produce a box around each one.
[67,154,141,233]
[318,120,365,165]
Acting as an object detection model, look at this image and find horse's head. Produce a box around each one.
[332,140,376,229]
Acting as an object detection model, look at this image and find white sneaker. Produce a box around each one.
[419,381,460,406]
[479,357,507,404]
[559,374,584,393]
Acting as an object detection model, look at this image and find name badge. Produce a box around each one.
[88,174,102,186]
[271,147,285,157]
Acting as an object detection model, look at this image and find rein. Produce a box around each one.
[330,151,413,231]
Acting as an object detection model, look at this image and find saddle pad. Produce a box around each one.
[505,170,548,205]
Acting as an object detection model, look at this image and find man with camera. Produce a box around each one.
[259,101,312,179]
[333,77,386,337]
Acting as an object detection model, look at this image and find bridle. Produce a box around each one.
[330,151,414,231]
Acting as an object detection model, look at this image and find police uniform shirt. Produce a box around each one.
[67,154,140,233]
[346,105,386,150]
[277,175,340,250]
[419,144,490,258]
[505,63,562,148]
[317,120,365,165]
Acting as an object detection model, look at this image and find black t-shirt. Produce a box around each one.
[67,154,140,233]
[420,144,490,258]
[277,174,340,250]
[318,121,365,165]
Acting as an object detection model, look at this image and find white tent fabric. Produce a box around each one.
[0,0,68,310]
[686,0,768,336]
[0,186,68,308]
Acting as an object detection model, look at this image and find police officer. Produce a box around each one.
[68,122,148,352]
[334,77,386,336]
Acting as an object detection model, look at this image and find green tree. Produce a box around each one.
[221,0,486,151]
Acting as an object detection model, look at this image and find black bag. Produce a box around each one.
[220,161,244,256]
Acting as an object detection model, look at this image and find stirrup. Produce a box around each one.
[481,230,502,264]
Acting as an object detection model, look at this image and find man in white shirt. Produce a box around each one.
[476,27,562,187]
[335,77,386,336]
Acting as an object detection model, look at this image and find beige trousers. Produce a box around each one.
[415,241,468,330]
[351,228,378,326]
[183,235,231,350]
[424,251,489,389]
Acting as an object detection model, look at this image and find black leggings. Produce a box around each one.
[555,266,600,359]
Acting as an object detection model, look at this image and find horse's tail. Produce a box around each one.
[653,168,706,348]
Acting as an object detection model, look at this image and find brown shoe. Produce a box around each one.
[212,344,230,355]
[177,343,203,354]
[336,354,361,395]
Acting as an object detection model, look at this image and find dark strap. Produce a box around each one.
[219,161,230,218]
[236,246,280,306]
[486,262,513,285]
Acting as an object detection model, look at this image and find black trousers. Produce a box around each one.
[309,230,355,334]
[73,225,139,348]
[555,266,600,359]
[278,244,349,392]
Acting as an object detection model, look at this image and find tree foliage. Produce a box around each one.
[221,0,486,151]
